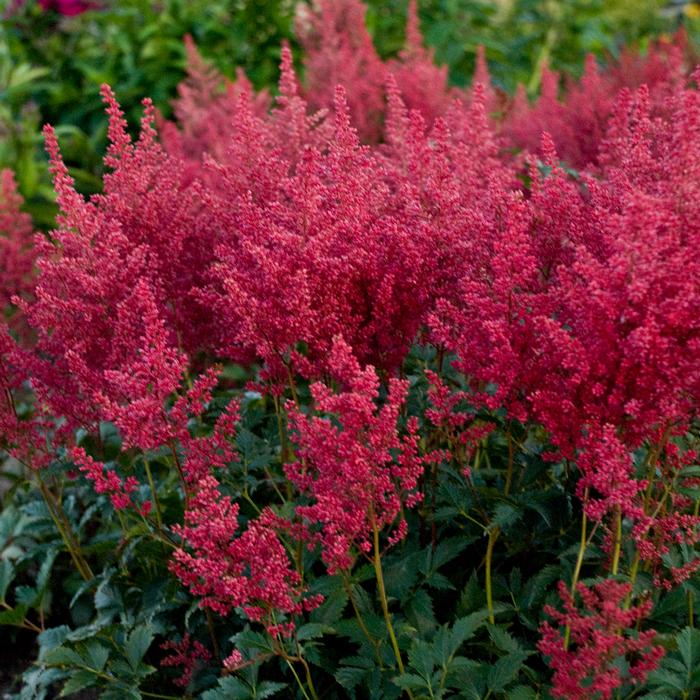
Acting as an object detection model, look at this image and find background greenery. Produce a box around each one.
[1,0,697,226]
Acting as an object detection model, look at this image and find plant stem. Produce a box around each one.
[144,459,163,529]
[611,506,622,576]
[343,575,384,667]
[300,656,320,700]
[37,475,93,581]
[564,488,589,650]
[485,527,499,625]
[371,519,413,698]
[284,658,315,700]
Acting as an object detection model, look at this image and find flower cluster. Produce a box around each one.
[38,0,91,16]
[286,337,424,573]
[0,170,35,319]
[4,5,700,693]
[160,634,212,688]
[503,31,690,169]
[539,580,664,700]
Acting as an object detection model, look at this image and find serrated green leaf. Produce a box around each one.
[0,559,14,602]
[487,651,527,692]
[45,647,87,667]
[255,682,287,699]
[310,588,347,625]
[125,624,154,671]
[15,584,38,608]
[84,640,110,672]
[336,665,369,690]
[38,626,71,661]
[0,602,29,627]
[407,588,437,634]
[677,626,700,673]
[491,502,521,530]
[59,670,99,697]
[451,610,489,649]
[648,668,687,693]
[296,622,333,641]
[36,550,58,592]
[487,624,522,653]
[101,684,141,700]
[393,673,429,692]
[201,677,250,700]
[408,639,436,679]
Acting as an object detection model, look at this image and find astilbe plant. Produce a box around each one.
[286,337,424,574]
[539,579,665,700]
[206,75,434,380]
[297,0,386,142]
[298,0,495,143]
[158,35,271,185]
[38,0,91,15]
[20,86,213,435]
[385,0,459,127]
[0,169,35,318]
[503,30,691,170]
[5,20,700,699]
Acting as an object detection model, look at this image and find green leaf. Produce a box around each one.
[491,502,521,530]
[408,639,438,681]
[44,646,87,667]
[59,670,99,697]
[36,550,58,592]
[0,602,30,627]
[506,685,538,700]
[487,624,522,653]
[15,584,38,608]
[336,664,369,691]
[677,626,700,675]
[393,673,428,692]
[38,626,71,661]
[101,684,141,700]
[296,622,333,641]
[451,610,489,649]
[84,640,110,672]
[201,678,252,700]
[648,669,687,693]
[407,588,437,634]
[310,588,347,625]
[125,624,154,671]
[487,651,527,692]
[0,559,14,601]
[255,682,287,699]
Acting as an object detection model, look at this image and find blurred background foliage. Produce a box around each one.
[1,0,698,226]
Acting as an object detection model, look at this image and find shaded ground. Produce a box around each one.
[0,634,99,699]
[0,631,35,698]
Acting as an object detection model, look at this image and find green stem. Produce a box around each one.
[485,528,499,625]
[372,520,413,698]
[564,488,589,650]
[144,460,163,530]
[37,476,93,581]
[284,659,314,700]
[300,657,320,700]
[611,506,622,576]
[343,575,384,667]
